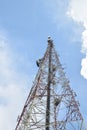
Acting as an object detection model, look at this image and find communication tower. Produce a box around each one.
[15,37,86,130]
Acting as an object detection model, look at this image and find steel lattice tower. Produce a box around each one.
[15,37,86,130]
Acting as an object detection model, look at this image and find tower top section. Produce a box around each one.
[47,36,53,47]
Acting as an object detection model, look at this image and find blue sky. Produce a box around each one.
[0,0,87,129]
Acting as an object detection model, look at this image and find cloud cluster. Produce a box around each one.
[67,0,87,79]
[0,33,28,130]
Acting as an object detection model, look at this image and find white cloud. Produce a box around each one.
[82,29,87,53]
[67,0,87,79]
[0,32,29,130]
[81,57,87,79]
[81,27,87,79]
[67,0,87,24]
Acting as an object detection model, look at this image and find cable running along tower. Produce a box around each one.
[15,37,86,130]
